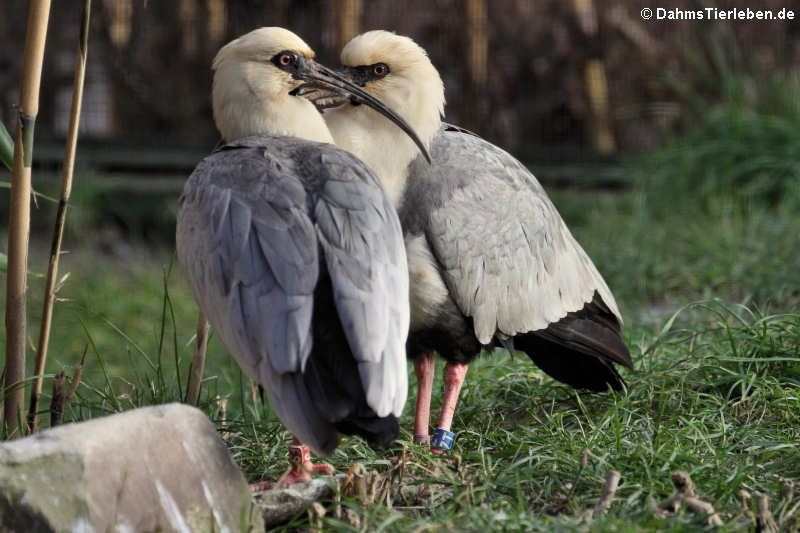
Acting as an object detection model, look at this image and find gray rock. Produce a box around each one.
[0,403,264,533]
[253,477,339,528]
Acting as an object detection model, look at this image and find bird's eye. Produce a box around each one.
[372,63,389,77]
[271,51,300,70]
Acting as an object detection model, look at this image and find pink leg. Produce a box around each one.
[431,362,468,454]
[413,352,436,445]
[249,436,334,490]
[282,436,334,485]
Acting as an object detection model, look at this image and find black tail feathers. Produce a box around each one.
[515,292,632,392]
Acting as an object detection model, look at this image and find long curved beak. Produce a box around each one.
[292,57,432,164]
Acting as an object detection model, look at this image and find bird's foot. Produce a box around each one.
[248,458,335,491]
[279,441,334,485]
[279,461,335,485]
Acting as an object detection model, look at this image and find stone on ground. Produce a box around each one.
[0,403,263,533]
[253,477,339,528]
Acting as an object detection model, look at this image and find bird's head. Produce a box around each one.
[337,30,445,148]
[212,27,328,142]
[212,27,431,156]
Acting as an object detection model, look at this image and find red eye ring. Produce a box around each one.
[279,54,293,66]
[373,64,387,76]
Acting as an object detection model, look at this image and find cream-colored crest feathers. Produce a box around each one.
[212,27,332,144]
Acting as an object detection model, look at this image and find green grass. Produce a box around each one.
[2,170,798,530]
[553,190,800,321]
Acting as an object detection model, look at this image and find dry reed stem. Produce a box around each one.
[64,347,87,407]
[186,313,210,405]
[671,470,696,497]
[342,463,368,502]
[4,0,52,436]
[566,448,592,505]
[655,494,683,517]
[333,478,342,520]
[581,448,591,469]
[248,381,261,421]
[780,500,800,530]
[46,349,85,429]
[215,396,229,439]
[49,371,66,427]
[755,491,778,533]
[739,489,755,524]
[29,0,92,433]
[778,481,796,527]
[593,469,621,516]
[654,470,723,526]
[684,496,723,527]
[780,481,795,506]
[308,501,326,532]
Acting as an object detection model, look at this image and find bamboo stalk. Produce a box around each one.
[186,312,209,405]
[571,0,616,155]
[466,0,488,87]
[28,0,92,433]
[336,0,361,50]
[3,0,53,437]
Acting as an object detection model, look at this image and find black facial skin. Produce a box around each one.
[339,64,391,106]
[340,63,391,87]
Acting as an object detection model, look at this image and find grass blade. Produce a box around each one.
[79,317,120,412]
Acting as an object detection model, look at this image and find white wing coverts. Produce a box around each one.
[405,128,621,345]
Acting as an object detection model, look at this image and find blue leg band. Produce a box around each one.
[431,428,456,450]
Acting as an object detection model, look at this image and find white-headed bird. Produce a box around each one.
[308,30,632,453]
[176,28,428,484]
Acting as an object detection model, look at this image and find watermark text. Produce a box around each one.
[640,7,795,21]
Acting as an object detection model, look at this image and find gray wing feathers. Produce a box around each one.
[418,132,621,345]
[177,141,409,454]
[314,151,409,418]
[176,148,337,454]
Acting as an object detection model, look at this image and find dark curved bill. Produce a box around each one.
[292,57,432,164]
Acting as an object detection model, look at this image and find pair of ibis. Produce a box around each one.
[176,28,632,484]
